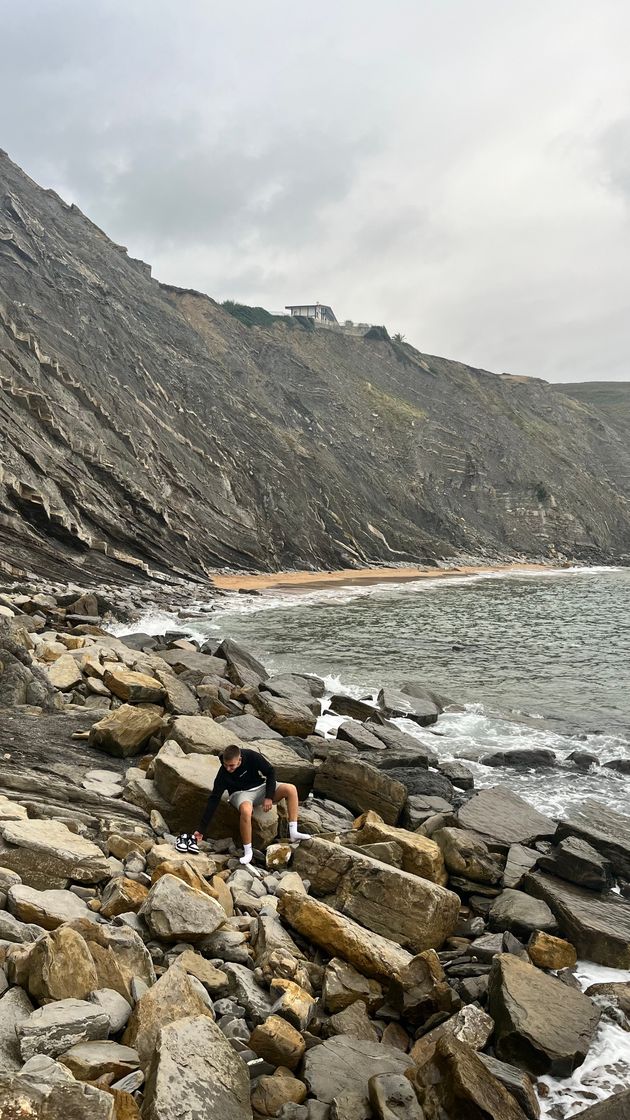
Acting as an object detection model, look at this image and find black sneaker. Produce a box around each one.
[175,833,190,853]
[186,835,200,854]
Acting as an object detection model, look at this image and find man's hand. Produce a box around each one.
[193,831,203,842]
[263,798,273,813]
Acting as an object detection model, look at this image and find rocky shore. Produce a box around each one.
[0,584,629,1118]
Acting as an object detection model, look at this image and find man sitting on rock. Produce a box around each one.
[176,744,311,864]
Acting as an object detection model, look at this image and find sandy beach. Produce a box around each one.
[211,561,556,592]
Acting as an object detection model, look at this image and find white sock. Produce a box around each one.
[289,821,311,842]
[239,843,253,865]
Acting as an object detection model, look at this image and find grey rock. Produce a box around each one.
[313,751,407,825]
[139,873,226,942]
[17,998,110,1061]
[87,988,133,1033]
[457,786,557,846]
[143,1013,252,1119]
[0,987,33,1072]
[303,1036,414,1107]
[477,1053,540,1119]
[503,844,539,888]
[377,688,439,727]
[222,962,274,1025]
[523,871,630,967]
[538,836,614,891]
[438,759,475,789]
[489,889,557,937]
[556,799,630,878]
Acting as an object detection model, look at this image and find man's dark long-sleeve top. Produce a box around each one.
[198,748,277,831]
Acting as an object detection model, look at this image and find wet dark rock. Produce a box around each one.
[571,1089,630,1118]
[412,1034,530,1120]
[480,748,557,769]
[328,695,377,721]
[537,836,613,892]
[603,759,630,775]
[523,871,630,967]
[385,769,454,801]
[438,760,475,790]
[215,638,268,689]
[477,1053,540,1119]
[567,750,600,770]
[503,844,540,889]
[377,688,439,727]
[365,719,439,764]
[556,800,630,878]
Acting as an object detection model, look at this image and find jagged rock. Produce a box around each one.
[153,667,199,714]
[292,837,459,952]
[438,760,475,790]
[27,926,99,1003]
[46,654,84,691]
[17,998,110,1061]
[102,668,164,704]
[88,704,165,757]
[366,720,438,765]
[328,695,378,721]
[389,949,460,1026]
[87,989,133,1034]
[249,1015,305,1070]
[303,1037,413,1107]
[279,890,412,982]
[336,722,386,752]
[0,909,42,942]
[251,1070,307,1117]
[488,952,600,1075]
[503,844,539,889]
[0,1075,117,1118]
[556,799,630,878]
[151,858,232,915]
[358,840,403,866]
[377,687,439,726]
[216,638,268,688]
[143,1014,252,1119]
[152,742,278,844]
[139,873,225,942]
[156,648,228,677]
[368,1071,424,1120]
[404,794,454,829]
[434,826,504,884]
[8,884,94,929]
[325,1000,379,1042]
[527,930,577,970]
[0,819,111,889]
[457,786,556,846]
[477,1054,540,1119]
[222,962,273,1024]
[220,714,283,741]
[489,889,557,938]
[413,1035,529,1120]
[351,810,447,884]
[410,1003,494,1067]
[59,1040,139,1080]
[313,751,407,825]
[123,964,213,1068]
[250,690,317,737]
[269,978,316,1032]
[255,906,306,966]
[537,836,613,892]
[0,987,33,1071]
[176,950,228,996]
[100,877,149,918]
[322,958,383,1014]
[522,871,630,967]
[69,919,155,1002]
[169,714,245,754]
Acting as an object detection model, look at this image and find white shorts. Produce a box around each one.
[229,783,267,811]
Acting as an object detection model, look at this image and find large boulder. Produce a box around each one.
[102,667,165,704]
[219,714,283,741]
[17,999,110,1061]
[279,890,412,982]
[322,958,383,1014]
[413,1035,529,1120]
[27,926,99,1003]
[377,687,439,726]
[169,715,245,754]
[152,742,278,844]
[8,884,94,929]
[0,1074,116,1118]
[139,874,226,942]
[434,826,504,884]
[366,719,439,764]
[68,919,155,1002]
[457,786,556,846]
[215,637,267,688]
[46,654,83,691]
[488,953,600,1075]
[313,750,407,825]
[250,690,317,737]
[489,889,557,938]
[303,1036,414,1108]
[58,1040,139,1081]
[88,704,165,757]
[409,1003,494,1067]
[154,666,199,715]
[0,820,111,890]
[571,1091,630,1118]
[522,871,630,968]
[292,837,459,953]
[336,721,387,752]
[389,950,460,1027]
[156,648,228,677]
[351,810,447,884]
[0,988,33,1072]
[537,836,614,892]
[556,799,630,878]
[123,964,214,1068]
[249,1015,305,1070]
[143,1014,252,1120]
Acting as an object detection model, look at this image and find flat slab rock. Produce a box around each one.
[557,799,630,878]
[303,1035,414,1106]
[571,1088,630,1118]
[488,952,600,1076]
[523,871,630,968]
[457,785,557,846]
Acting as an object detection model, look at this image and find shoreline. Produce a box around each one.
[211,560,561,593]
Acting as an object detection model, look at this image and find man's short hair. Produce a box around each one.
[223,744,242,763]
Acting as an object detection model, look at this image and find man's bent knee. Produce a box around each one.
[239,802,253,816]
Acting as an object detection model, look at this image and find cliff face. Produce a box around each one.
[2,150,630,584]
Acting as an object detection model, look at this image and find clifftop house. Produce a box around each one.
[285,302,338,324]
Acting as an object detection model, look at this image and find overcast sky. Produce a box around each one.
[1,1,629,382]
